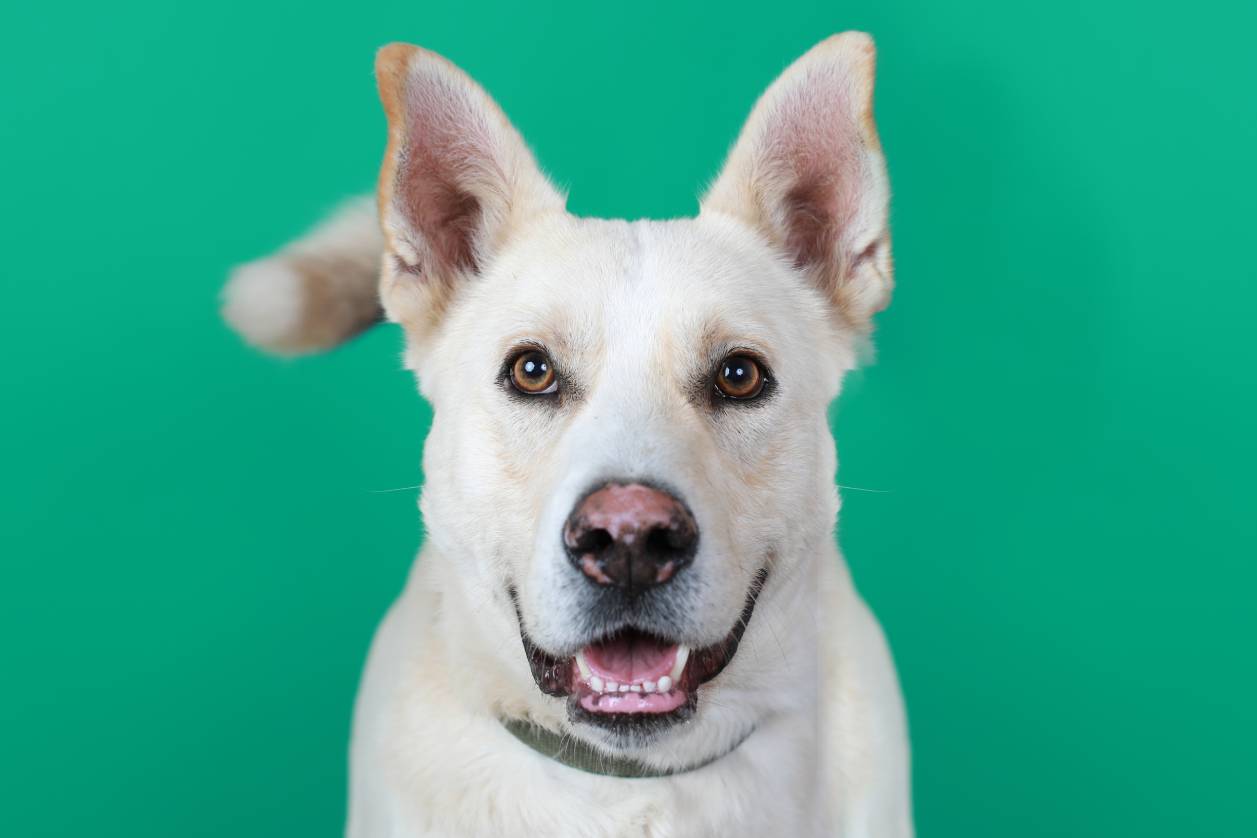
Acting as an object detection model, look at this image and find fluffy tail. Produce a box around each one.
[221,196,384,354]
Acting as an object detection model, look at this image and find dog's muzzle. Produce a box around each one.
[513,480,766,738]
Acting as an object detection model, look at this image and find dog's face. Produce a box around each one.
[373,36,891,754]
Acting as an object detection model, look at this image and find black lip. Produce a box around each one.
[512,568,771,725]
[569,690,699,736]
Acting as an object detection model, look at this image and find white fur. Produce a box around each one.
[226,34,912,838]
[221,257,305,351]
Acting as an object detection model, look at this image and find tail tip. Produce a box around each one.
[222,257,307,355]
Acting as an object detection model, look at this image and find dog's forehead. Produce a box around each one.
[478,215,817,354]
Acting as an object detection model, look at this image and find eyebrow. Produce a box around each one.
[694,318,773,364]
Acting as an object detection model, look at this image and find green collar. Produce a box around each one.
[500,717,755,779]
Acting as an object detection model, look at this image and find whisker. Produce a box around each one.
[367,484,423,494]
[837,483,891,494]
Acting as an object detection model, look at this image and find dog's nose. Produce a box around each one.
[563,483,698,592]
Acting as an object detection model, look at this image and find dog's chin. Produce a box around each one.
[516,569,768,746]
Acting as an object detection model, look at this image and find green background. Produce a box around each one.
[3,1,1254,835]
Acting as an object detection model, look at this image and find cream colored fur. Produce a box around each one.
[224,33,912,837]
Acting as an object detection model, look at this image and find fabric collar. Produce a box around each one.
[500,717,755,779]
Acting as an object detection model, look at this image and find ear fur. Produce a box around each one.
[702,33,893,329]
[375,44,565,333]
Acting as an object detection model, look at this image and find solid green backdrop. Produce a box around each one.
[2,1,1254,835]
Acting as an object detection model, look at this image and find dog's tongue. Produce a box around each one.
[583,633,678,684]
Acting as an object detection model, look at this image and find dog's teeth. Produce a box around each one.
[575,651,592,680]
[670,646,690,681]
[579,652,685,695]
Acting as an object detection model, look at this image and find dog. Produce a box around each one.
[222,32,912,837]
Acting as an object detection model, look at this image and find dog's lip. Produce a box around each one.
[514,568,770,709]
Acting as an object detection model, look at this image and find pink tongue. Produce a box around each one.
[583,633,678,684]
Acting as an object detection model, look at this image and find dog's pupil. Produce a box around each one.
[724,361,749,385]
[523,356,546,378]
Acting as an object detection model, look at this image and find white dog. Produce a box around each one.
[223,32,912,837]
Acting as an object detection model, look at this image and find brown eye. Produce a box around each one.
[715,355,766,400]
[510,350,557,395]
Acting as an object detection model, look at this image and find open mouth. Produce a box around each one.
[574,633,690,714]
[517,569,768,732]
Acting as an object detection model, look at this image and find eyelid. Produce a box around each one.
[718,351,772,385]
[715,343,771,366]
[505,338,551,357]
[502,341,553,368]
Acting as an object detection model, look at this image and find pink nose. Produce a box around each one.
[563,483,699,592]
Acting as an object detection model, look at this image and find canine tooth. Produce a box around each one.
[619,683,631,692]
[657,675,673,693]
[605,681,619,693]
[575,652,592,680]
[670,646,690,681]
[630,684,642,692]
[643,680,657,693]
[589,676,604,693]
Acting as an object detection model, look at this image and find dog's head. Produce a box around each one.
[372,35,892,757]
[236,35,892,762]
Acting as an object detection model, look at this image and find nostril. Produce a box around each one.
[576,528,613,556]
[645,525,688,558]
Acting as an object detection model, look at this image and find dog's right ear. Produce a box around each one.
[375,44,566,338]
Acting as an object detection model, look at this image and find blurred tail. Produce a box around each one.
[221,196,384,354]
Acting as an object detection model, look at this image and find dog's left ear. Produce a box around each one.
[702,33,892,329]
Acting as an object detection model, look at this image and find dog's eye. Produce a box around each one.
[510,350,558,395]
[715,355,767,400]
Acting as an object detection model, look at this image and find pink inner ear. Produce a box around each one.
[393,83,494,277]
[769,82,865,274]
[783,175,839,270]
[398,165,482,276]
